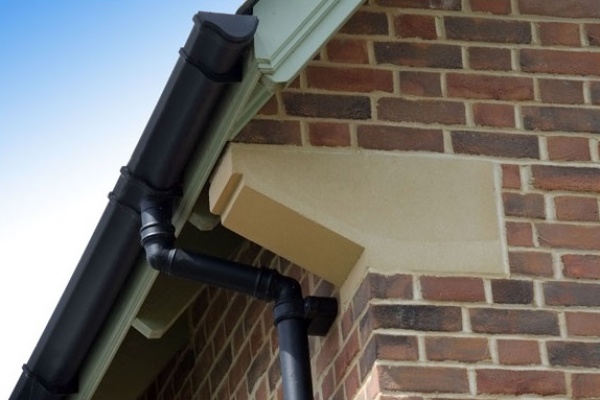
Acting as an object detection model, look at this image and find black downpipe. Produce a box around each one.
[140,198,337,400]
[276,318,313,400]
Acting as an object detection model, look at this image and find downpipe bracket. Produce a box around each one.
[304,296,338,336]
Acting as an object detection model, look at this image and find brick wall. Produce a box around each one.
[140,0,600,399]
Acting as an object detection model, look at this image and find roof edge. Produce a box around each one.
[10,12,258,400]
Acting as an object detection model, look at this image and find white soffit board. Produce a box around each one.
[210,144,508,286]
[253,0,363,83]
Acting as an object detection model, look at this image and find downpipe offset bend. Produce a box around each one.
[139,197,337,400]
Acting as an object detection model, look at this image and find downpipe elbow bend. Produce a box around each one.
[143,241,176,274]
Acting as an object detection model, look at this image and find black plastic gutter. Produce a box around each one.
[10,12,258,400]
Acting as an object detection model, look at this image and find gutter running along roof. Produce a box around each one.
[10,11,258,400]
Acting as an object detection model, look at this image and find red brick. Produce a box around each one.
[352,278,371,318]
[267,359,280,393]
[253,378,268,399]
[532,165,600,192]
[572,373,600,399]
[358,337,376,382]
[368,273,414,300]
[497,339,541,365]
[587,24,600,46]
[379,397,421,400]
[503,192,545,219]
[371,304,462,332]
[286,76,302,91]
[340,11,388,35]
[506,223,534,247]
[326,38,369,64]
[229,345,252,389]
[554,196,598,222]
[518,0,600,18]
[378,98,465,125]
[447,73,533,100]
[524,106,600,133]
[308,122,351,147]
[395,14,437,40]
[425,336,489,363]
[473,103,515,127]
[491,279,534,304]
[509,251,554,277]
[477,369,566,396]
[352,273,413,317]
[375,42,462,69]
[562,254,600,280]
[192,347,214,388]
[539,79,584,105]
[545,281,600,307]
[372,333,419,361]
[445,17,531,44]
[320,368,335,400]
[246,343,270,392]
[566,312,600,336]
[234,120,301,145]
[357,125,443,152]
[548,341,600,368]
[249,320,265,355]
[334,330,360,385]
[172,348,195,391]
[282,93,371,120]
[452,131,539,159]
[539,22,581,47]
[469,47,511,71]
[343,366,360,400]
[339,305,353,341]
[257,96,278,116]
[537,223,600,251]
[211,349,233,393]
[547,136,590,161]
[470,0,511,14]
[315,325,340,376]
[470,308,559,335]
[502,165,521,189]
[400,71,442,97]
[421,276,485,302]
[377,365,469,394]
[306,66,393,93]
[375,0,461,10]
[521,49,600,76]
[590,81,600,104]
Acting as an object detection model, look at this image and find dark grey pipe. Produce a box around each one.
[140,197,332,400]
[276,318,313,400]
[10,12,257,400]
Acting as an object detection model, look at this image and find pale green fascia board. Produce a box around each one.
[255,0,364,84]
[254,0,336,72]
[132,275,201,339]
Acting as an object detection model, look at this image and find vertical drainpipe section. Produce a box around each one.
[140,198,338,400]
[9,12,258,400]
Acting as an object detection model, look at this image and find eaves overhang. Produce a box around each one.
[9,1,363,399]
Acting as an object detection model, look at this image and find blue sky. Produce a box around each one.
[0,1,243,396]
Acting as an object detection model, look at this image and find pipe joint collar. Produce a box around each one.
[273,297,305,326]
